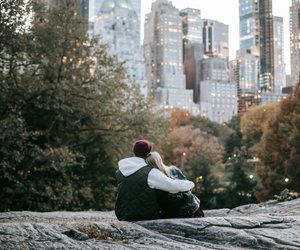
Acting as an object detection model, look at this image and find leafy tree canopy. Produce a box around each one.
[158,125,224,178]
[256,84,300,200]
[0,0,167,211]
[240,102,279,150]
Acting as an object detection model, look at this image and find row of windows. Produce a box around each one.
[211,105,236,109]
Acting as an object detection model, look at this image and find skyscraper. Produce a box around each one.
[144,0,198,114]
[233,49,261,113]
[273,16,286,93]
[93,0,147,92]
[199,57,237,123]
[237,0,287,113]
[89,0,139,18]
[129,0,141,23]
[180,8,202,45]
[200,79,237,123]
[180,8,203,103]
[259,0,274,92]
[89,0,141,42]
[237,0,261,113]
[202,19,229,59]
[239,0,260,55]
[290,0,300,86]
[89,0,104,18]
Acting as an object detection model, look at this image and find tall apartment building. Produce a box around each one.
[144,0,198,114]
[237,0,286,113]
[237,0,260,113]
[89,0,104,18]
[129,0,141,23]
[237,49,260,93]
[273,16,286,93]
[202,19,229,59]
[89,0,139,19]
[92,0,147,92]
[239,0,260,55]
[200,80,237,123]
[199,57,237,123]
[259,0,274,92]
[180,8,203,103]
[290,0,300,86]
[233,49,261,113]
[200,57,229,82]
[89,0,140,41]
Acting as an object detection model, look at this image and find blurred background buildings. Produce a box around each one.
[45,0,300,123]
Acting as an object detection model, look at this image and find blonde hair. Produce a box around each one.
[145,151,172,178]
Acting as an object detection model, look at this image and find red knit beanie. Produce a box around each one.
[133,140,153,158]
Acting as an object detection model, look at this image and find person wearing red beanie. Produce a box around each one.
[132,139,153,158]
[115,139,195,221]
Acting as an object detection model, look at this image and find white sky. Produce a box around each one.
[141,0,292,74]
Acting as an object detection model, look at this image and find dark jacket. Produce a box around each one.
[157,167,200,218]
[115,165,160,221]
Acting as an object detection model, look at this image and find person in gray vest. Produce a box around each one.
[115,139,194,221]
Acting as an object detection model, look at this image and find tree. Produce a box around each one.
[223,149,257,208]
[256,83,300,200]
[240,103,279,150]
[158,125,224,178]
[0,0,167,211]
[181,116,233,145]
[190,154,220,209]
[169,108,191,128]
[221,115,259,208]
[223,115,242,160]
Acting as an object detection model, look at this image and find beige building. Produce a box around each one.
[143,0,199,115]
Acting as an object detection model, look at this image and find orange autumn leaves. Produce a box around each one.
[158,109,224,176]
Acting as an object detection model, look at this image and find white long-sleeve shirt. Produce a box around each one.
[118,157,194,193]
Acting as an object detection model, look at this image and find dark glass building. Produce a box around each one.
[258,0,274,92]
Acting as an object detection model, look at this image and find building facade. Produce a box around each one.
[237,0,287,113]
[237,0,261,114]
[129,0,141,23]
[202,19,229,59]
[199,57,237,123]
[89,0,104,18]
[234,49,261,113]
[260,92,288,104]
[239,0,260,55]
[259,0,274,92]
[92,0,147,92]
[180,8,203,103]
[273,16,286,93]
[200,80,237,123]
[290,0,300,86]
[200,56,229,82]
[144,0,198,114]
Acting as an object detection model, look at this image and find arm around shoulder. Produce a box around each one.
[147,168,194,193]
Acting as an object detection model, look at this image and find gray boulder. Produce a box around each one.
[1,198,300,249]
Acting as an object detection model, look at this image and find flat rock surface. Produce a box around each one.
[1,199,300,249]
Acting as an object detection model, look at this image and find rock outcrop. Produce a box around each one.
[1,198,300,249]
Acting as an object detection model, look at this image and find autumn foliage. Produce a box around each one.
[240,103,279,150]
[159,125,224,176]
[255,83,300,200]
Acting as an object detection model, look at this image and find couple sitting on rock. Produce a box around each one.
[115,139,204,221]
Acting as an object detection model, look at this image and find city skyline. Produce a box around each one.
[141,0,292,74]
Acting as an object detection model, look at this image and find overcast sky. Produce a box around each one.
[141,0,292,74]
